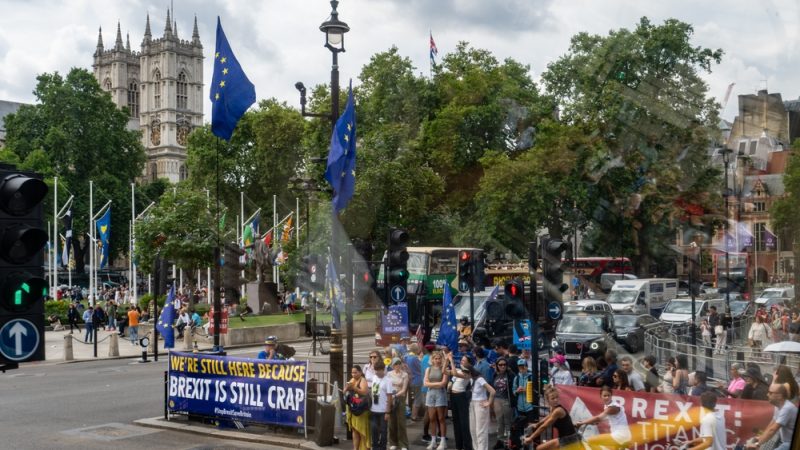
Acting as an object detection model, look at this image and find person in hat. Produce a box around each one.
[550,354,575,386]
[740,367,768,401]
[257,336,285,360]
[513,358,536,421]
[458,316,472,339]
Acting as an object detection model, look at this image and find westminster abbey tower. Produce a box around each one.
[93,10,204,183]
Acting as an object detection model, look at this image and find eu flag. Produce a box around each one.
[156,284,178,349]
[95,207,111,269]
[210,17,256,141]
[324,83,356,213]
[326,253,344,329]
[436,283,459,353]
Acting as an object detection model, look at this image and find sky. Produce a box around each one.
[1,0,799,122]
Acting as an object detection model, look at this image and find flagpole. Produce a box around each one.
[273,194,277,282]
[132,182,137,305]
[89,180,94,306]
[53,177,58,298]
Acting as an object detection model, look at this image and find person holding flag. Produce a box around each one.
[156,284,179,349]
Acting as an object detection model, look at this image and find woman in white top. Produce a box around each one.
[576,386,632,448]
[660,357,675,394]
[468,366,496,450]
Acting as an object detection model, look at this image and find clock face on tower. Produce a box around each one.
[177,125,190,146]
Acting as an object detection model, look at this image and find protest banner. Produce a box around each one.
[557,385,774,449]
[167,351,308,428]
[207,307,229,335]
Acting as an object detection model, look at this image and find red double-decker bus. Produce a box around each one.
[570,257,633,280]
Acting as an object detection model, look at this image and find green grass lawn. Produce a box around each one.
[228,311,376,329]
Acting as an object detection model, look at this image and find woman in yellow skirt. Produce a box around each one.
[345,365,371,450]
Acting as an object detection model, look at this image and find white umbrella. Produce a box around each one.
[763,341,800,353]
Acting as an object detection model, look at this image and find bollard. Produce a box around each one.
[63,334,74,361]
[183,329,192,351]
[108,332,119,357]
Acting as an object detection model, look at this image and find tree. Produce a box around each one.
[535,17,723,275]
[771,141,800,290]
[133,183,216,273]
[2,68,146,272]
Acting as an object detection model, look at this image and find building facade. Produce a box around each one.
[92,11,203,183]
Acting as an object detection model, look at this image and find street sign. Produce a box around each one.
[390,285,406,302]
[459,281,469,292]
[0,318,40,361]
[547,302,562,321]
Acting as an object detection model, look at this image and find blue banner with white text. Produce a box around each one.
[381,303,409,334]
[167,351,308,427]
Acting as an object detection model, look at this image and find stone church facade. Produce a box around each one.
[92,10,204,183]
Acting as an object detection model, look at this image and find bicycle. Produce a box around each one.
[310,321,331,355]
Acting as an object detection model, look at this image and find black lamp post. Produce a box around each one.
[294,0,350,405]
[721,148,733,312]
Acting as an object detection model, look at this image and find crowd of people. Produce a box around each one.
[330,335,800,450]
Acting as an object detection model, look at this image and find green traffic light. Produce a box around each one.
[14,289,22,305]
[21,282,30,293]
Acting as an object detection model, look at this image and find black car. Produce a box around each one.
[553,311,617,367]
[613,313,669,353]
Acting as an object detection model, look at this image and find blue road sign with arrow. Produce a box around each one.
[547,302,562,321]
[0,319,40,362]
[390,285,406,302]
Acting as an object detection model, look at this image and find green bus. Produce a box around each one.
[376,246,481,345]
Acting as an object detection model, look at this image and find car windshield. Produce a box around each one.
[730,301,749,316]
[760,290,785,299]
[607,290,637,304]
[557,315,604,334]
[663,301,693,314]
[614,315,638,328]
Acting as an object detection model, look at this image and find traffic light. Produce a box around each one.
[354,265,375,301]
[458,250,472,292]
[308,254,325,291]
[222,243,245,304]
[541,237,569,304]
[386,228,409,304]
[504,278,525,319]
[472,250,486,291]
[539,358,550,386]
[0,168,48,367]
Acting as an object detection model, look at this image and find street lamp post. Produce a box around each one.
[295,0,350,401]
[721,148,733,312]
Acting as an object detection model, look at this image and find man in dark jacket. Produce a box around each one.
[67,303,80,334]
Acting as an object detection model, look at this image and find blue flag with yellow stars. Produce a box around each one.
[324,81,356,213]
[210,17,256,141]
[436,282,459,353]
[95,207,111,269]
[156,284,178,349]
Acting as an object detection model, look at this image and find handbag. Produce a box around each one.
[714,325,724,335]
[345,390,372,416]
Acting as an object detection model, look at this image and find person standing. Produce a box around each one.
[748,316,771,358]
[424,351,449,450]
[576,386,633,449]
[420,344,434,444]
[127,305,140,345]
[715,313,731,354]
[595,350,619,387]
[468,366,496,450]
[707,305,720,346]
[681,391,726,450]
[364,350,381,388]
[746,385,798,450]
[346,365,371,450]
[405,344,424,422]
[716,363,746,398]
[67,302,80,334]
[445,352,472,450]
[369,361,393,450]
[741,367,769,401]
[491,357,515,449]
[673,355,690,395]
[106,300,117,331]
[619,356,645,391]
[388,358,409,450]
[82,305,94,343]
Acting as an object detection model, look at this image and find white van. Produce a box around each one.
[606,278,677,316]
[755,286,795,306]
[660,298,727,329]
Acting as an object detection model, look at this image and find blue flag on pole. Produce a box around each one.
[96,207,111,269]
[156,284,178,349]
[436,283,459,353]
[324,82,357,213]
[210,17,256,141]
[326,253,344,329]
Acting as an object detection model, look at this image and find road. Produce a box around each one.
[0,335,377,450]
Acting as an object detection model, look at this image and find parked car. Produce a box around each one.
[755,286,795,306]
[553,311,617,367]
[563,299,612,314]
[612,313,669,353]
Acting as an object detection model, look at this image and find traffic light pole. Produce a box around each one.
[528,241,540,399]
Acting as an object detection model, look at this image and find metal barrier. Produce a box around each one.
[644,327,800,383]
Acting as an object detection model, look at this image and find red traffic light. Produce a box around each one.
[504,279,524,301]
[459,250,471,262]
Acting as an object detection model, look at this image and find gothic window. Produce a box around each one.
[150,118,161,146]
[753,201,766,212]
[150,163,158,182]
[127,81,139,118]
[153,70,161,109]
[179,165,188,181]
[103,78,112,91]
[754,222,766,251]
[176,116,190,146]
[177,71,188,110]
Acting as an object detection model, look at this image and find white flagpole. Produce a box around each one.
[132,183,137,304]
[53,177,58,298]
[273,194,277,282]
[296,197,300,250]
[89,180,94,306]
